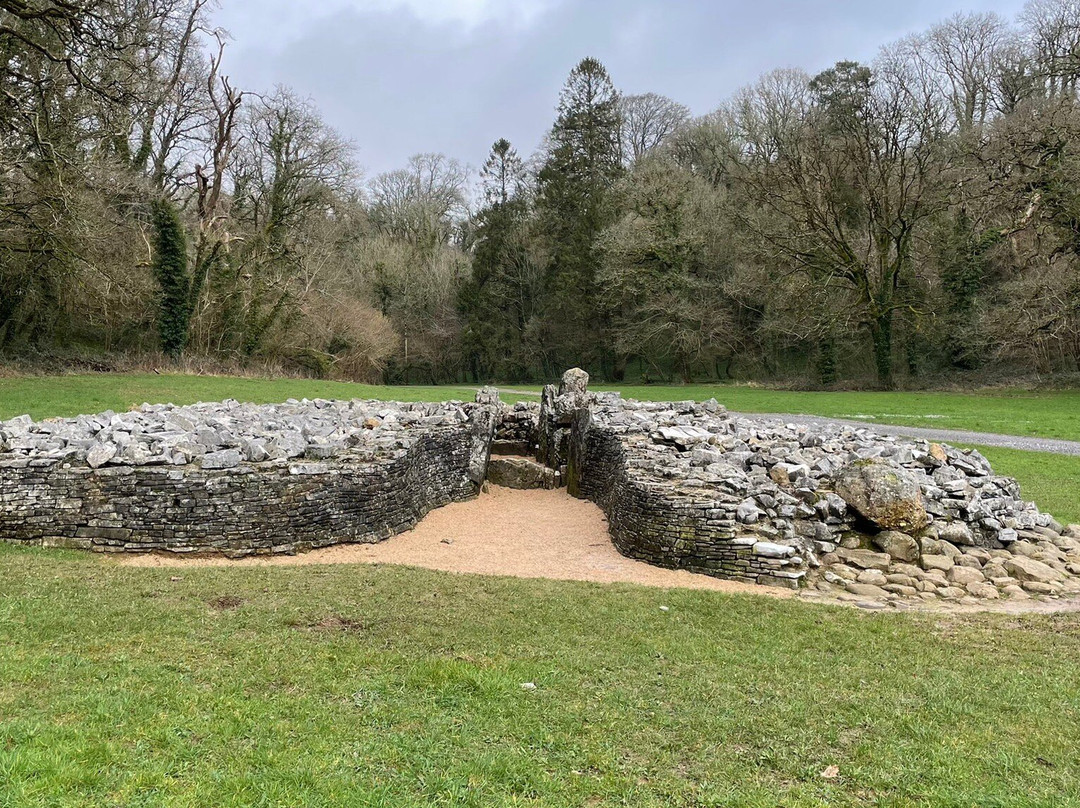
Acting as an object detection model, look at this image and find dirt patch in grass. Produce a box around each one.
[208,595,243,611]
[304,614,365,633]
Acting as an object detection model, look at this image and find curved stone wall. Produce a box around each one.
[0,400,496,556]
[569,411,806,588]
[5,370,1080,604]
[559,387,1080,600]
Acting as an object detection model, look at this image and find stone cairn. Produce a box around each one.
[529,369,1080,604]
[2,371,1079,604]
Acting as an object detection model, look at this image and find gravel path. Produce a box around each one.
[456,387,1080,455]
[731,412,1080,456]
[120,486,788,597]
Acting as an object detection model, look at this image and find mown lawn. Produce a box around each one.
[609,384,1080,443]
[1,544,1079,807]
[0,373,478,421]
[4,373,1080,442]
[961,448,1080,525]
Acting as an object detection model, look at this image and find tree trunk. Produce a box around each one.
[869,312,894,390]
[816,335,838,386]
[612,352,628,382]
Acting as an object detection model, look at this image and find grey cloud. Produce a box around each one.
[214,0,1027,176]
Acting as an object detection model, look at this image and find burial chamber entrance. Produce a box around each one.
[2,369,1079,602]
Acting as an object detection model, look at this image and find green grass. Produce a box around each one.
[977,447,1080,525]
[608,385,1080,443]
[3,374,1080,442]
[0,373,487,421]
[1,544,1079,807]
[1,375,1079,802]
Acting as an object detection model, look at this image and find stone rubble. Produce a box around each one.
[3,372,1079,606]
[0,397,496,555]
[544,369,1080,603]
[0,397,480,470]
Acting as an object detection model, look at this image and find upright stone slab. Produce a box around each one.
[537,367,591,473]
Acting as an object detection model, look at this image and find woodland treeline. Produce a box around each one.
[4,1,1080,387]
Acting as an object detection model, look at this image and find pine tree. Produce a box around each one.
[460,139,533,380]
[481,138,524,206]
[537,57,624,375]
[150,199,193,358]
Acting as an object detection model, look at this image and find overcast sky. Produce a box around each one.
[212,0,1029,178]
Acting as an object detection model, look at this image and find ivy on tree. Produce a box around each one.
[150,199,193,358]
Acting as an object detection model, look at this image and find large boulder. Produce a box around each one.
[834,460,929,533]
[1004,556,1065,584]
[487,456,559,490]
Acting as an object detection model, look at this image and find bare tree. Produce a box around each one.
[1020,0,1080,97]
[187,35,241,351]
[368,153,469,248]
[619,92,691,163]
[900,12,1011,132]
[727,60,954,387]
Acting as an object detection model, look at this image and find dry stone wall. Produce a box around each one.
[541,369,1080,601]
[4,369,1080,605]
[0,398,496,555]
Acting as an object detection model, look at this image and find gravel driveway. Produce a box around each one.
[733,412,1080,456]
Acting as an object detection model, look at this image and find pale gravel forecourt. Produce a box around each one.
[120,486,779,598]
[119,485,1080,615]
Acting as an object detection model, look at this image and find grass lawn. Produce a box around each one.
[4,374,1080,442]
[0,373,482,421]
[966,448,1080,526]
[2,544,1079,807]
[608,384,1080,444]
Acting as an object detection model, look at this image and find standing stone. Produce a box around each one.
[538,368,591,472]
[466,393,499,486]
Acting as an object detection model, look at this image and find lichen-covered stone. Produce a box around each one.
[487,456,559,490]
[834,460,929,533]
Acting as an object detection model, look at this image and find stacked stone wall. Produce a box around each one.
[0,400,495,556]
[571,415,806,588]
[558,382,1080,601]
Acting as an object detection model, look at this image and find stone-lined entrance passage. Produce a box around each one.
[2,368,1080,604]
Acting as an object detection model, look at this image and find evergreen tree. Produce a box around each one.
[537,57,624,375]
[150,199,193,358]
[460,139,533,380]
[481,138,524,206]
